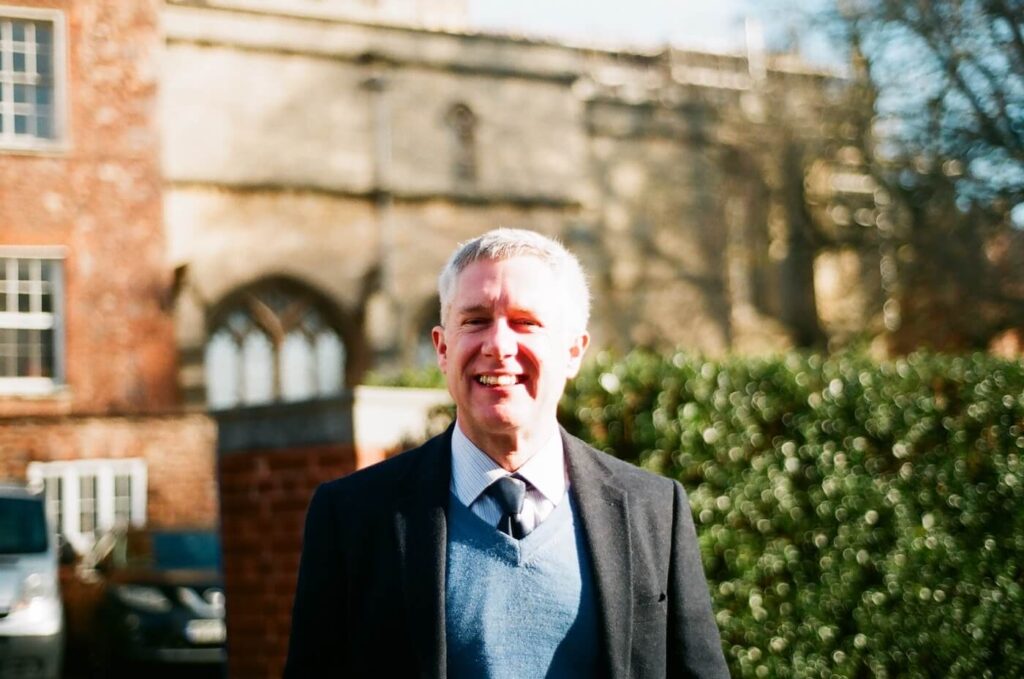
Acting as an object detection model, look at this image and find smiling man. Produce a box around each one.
[285,229,728,678]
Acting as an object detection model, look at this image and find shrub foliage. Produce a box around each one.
[560,351,1024,678]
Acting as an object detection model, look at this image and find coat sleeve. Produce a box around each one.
[666,480,731,678]
[284,483,347,678]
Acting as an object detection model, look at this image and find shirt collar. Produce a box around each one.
[449,421,567,507]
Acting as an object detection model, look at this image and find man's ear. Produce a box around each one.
[432,326,448,370]
[566,331,590,378]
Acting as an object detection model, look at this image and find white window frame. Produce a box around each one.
[0,245,66,395]
[27,458,147,554]
[0,6,67,153]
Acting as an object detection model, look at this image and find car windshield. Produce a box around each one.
[151,531,222,571]
[0,497,48,555]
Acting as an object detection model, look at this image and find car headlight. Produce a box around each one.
[113,584,173,613]
[12,571,59,613]
[178,587,226,618]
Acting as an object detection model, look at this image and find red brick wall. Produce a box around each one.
[0,0,176,417]
[218,444,358,679]
[0,413,218,528]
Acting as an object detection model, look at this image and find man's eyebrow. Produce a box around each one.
[455,304,492,315]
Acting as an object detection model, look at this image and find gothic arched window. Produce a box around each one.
[446,103,477,184]
[204,284,345,409]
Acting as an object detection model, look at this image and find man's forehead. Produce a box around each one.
[451,259,556,307]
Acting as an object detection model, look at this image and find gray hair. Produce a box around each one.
[437,228,590,335]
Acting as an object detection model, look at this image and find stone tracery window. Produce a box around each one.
[204,285,345,409]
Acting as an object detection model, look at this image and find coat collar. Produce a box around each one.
[563,429,634,678]
[392,425,634,679]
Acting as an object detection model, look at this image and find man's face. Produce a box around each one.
[433,256,589,449]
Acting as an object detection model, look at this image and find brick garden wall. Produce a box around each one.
[218,442,357,678]
[214,397,359,679]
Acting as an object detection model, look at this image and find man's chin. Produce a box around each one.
[460,406,529,436]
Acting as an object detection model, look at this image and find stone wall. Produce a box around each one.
[160,1,865,409]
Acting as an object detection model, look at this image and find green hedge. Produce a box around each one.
[560,351,1024,679]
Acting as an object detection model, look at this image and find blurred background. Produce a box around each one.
[1,0,1021,677]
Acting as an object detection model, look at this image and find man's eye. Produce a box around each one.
[514,319,540,328]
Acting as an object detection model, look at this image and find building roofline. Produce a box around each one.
[164,0,841,79]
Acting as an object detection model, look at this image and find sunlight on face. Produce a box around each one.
[432,256,589,450]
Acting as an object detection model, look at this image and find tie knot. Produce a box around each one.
[484,475,527,516]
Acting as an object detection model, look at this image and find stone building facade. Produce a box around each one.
[163,0,876,412]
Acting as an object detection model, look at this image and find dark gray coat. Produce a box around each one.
[284,426,729,678]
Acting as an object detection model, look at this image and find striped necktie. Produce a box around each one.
[484,475,533,539]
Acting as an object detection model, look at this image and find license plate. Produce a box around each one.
[185,618,226,644]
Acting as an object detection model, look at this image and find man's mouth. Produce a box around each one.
[476,374,524,387]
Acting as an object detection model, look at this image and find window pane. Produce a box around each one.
[44,476,63,536]
[26,329,41,377]
[300,309,325,334]
[241,331,274,405]
[205,330,240,409]
[14,115,28,134]
[40,329,54,377]
[12,21,25,42]
[18,293,31,313]
[36,23,52,45]
[37,53,51,77]
[281,332,314,402]
[316,331,345,396]
[15,329,29,376]
[36,115,51,139]
[79,476,97,536]
[226,310,250,336]
[35,86,50,106]
[113,475,132,527]
[0,329,13,377]
[13,51,26,73]
[14,84,28,104]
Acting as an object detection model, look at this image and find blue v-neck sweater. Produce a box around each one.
[445,492,601,679]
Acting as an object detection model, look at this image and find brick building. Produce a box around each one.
[0,0,217,553]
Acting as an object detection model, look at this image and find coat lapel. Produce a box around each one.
[564,431,633,678]
[394,428,452,679]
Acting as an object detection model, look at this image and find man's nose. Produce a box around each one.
[482,319,516,357]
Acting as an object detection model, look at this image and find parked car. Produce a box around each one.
[0,483,64,679]
[70,527,226,677]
